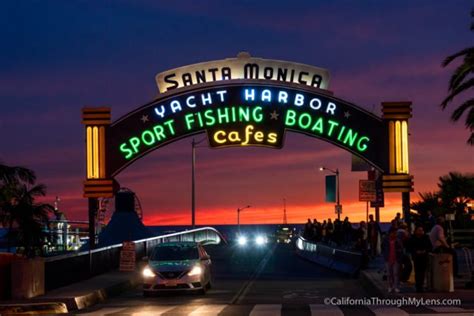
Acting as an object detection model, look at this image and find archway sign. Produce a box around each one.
[81,53,413,247]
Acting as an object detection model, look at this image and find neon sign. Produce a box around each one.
[108,83,386,176]
[83,55,414,199]
[155,53,330,93]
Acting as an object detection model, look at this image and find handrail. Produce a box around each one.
[45,226,226,262]
[297,236,361,255]
[296,236,362,276]
[133,226,226,243]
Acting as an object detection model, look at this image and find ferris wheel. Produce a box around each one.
[97,187,143,224]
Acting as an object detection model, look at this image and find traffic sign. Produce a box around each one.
[359,180,376,202]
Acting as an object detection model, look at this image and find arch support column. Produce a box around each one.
[82,107,113,249]
[381,102,414,223]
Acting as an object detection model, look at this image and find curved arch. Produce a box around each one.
[107,81,388,176]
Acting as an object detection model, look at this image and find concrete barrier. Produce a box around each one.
[0,302,68,314]
[295,236,361,276]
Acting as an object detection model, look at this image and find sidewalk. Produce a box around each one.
[361,249,474,305]
[0,270,141,314]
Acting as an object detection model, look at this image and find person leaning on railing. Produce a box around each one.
[429,216,459,277]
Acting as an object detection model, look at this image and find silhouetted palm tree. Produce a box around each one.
[0,163,36,185]
[0,163,53,256]
[12,184,54,257]
[410,192,442,217]
[438,172,474,212]
[441,9,474,145]
[412,172,474,227]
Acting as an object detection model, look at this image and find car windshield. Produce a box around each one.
[150,244,199,261]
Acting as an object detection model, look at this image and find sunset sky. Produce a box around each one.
[1,1,473,225]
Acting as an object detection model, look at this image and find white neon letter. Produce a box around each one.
[245,89,255,101]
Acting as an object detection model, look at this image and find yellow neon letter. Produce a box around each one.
[213,131,227,144]
[242,125,254,145]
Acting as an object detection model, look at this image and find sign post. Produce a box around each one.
[120,241,136,272]
[359,180,376,202]
[359,179,376,223]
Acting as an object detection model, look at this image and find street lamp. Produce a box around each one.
[191,137,206,229]
[320,166,341,221]
[237,205,251,233]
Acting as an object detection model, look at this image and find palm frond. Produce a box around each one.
[27,184,47,198]
[442,47,474,67]
[0,164,36,185]
[450,98,474,122]
[465,107,474,128]
[449,62,473,91]
[441,78,474,109]
[468,132,474,145]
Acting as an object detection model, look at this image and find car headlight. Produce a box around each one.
[237,236,247,246]
[187,265,202,276]
[255,235,266,246]
[142,266,156,278]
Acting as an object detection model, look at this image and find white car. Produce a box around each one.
[142,242,212,295]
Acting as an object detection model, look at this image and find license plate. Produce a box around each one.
[165,280,178,287]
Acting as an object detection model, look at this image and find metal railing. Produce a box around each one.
[295,236,362,276]
[44,227,225,291]
[452,229,474,247]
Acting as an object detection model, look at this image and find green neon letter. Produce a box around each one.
[239,107,250,121]
[253,106,263,123]
[298,113,312,129]
[343,129,358,147]
[311,117,324,134]
[327,120,339,137]
[185,114,195,130]
[285,109,297,126]
[120,143,134,159]
[141,130,155,146]
[217,107,230,124]
[153,125,166,141]
[129,137,140,153]
[204,109,216,126]
[164,119,176,135]
[357,136,370,152]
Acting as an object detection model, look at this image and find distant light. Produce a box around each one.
[319,167,324,171]
[255,235,266,246]
[238,236,247,246]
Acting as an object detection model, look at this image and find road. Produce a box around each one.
[75,243,473,315]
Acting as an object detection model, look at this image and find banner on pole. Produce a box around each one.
[325,175,336,203]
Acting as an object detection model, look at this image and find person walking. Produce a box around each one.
[303,218,312,240]
[408,225,432,292]
[342,217,352,245]
[326,218,334,243]
[356,221,369,268]
[382,227,404,293]
[368,214,381,258]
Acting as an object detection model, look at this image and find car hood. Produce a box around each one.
[149,259,199,272]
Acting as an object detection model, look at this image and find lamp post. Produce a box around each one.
[191,137,206,229]
[320,166,341,221]
[237,205,251,233]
